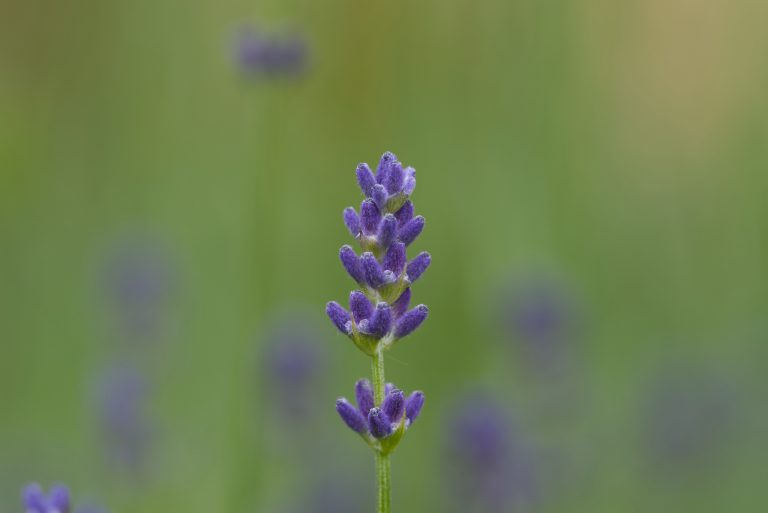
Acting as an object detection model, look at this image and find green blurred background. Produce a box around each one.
[2,0,767,512]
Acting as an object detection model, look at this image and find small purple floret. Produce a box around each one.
[343,207,360,237]
[337,398,368,434]
[365,303,392,338]
[361,252,387,288]
[349,291,373,323]
[368,407,393,438]
[407,252,431,283]
[339,245,365,284]
[360,199,381,236]
[355,379,375,416]
[394,200,414,226]
[405,391,425,425]
[326,302,351,335]
[394,305,429,339]
[382,389,405,423]
[398,216,425,246]
[382,242,406,276]
[377,214,397,250]
[356,163,376,197]
[371,184,388,211]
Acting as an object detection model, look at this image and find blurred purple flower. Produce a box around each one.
[233,25,308,78]
[22,483,70,513]
[262,318,324,421]
[498,278,578,375]
[96,364,152,473]
[445,394,538,512]
[645,366,737,475]
[103,241,174,341]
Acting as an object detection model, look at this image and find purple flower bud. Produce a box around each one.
[343,207,360,237]
[365,303,392,338]
[394,200,414,226]
[385,382,395,395]
[360,199,381,236]
[356,163,376,197]
[405,391,425,425]
[394,305,429,338]
[382,389,405,423]
[371,184,388,211]
[336,398,368,434]
[402,167,416,195]
[355,379,375,416]
[339,245,364,284]
[349,291,373,323]
[398,215,425,246]
[376,151,397,184]
[361,252,386,288]
[22,483,46,513]
[382,242,406,276]
[49,485,71,513]
[407,252,431,283]
[368,407,393,438]
[326,302,351,335]
[390,288,411,318]
[383,161,404,194]
[377,214,397,250]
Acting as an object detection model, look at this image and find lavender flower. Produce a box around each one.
[325,151,431,511]
[445,395,538,512]
[23,485,109,513]
[103,240,174,342]
[336,379,425,453]
[22,484,71,513]
[644,366,737,475]
[499,278,578,375]
[233,25,308,78]
[96,364,151,473]
[262,318,323,420]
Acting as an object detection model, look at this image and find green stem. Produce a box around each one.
[371,349,391,513]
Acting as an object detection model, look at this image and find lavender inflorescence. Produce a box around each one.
[23,484,108,513]
[326,151,430,504]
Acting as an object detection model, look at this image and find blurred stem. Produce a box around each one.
[372,349,391,513]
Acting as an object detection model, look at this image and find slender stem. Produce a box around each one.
[371,349,391,513]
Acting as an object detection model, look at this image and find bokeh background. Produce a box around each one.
[2,0,767,512]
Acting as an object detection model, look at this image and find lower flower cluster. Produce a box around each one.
[22,484,70,513]
[336,379,425,454]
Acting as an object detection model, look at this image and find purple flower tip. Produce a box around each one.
[355,378,375,416]
[349,290,373,323]
[407,252,431,283]
[356,163,376,197]
[398,215,425,246]
[343,207,360,237]
[394,200,414,226]
[391,288,412,318]
[368,407,393,438]
[360,199,381,236]
[49,485,71,513]
[405,391,425,425]
[364,302,392,338]
[382,242,406,277]
[336,398,368,434]
[361,252,387,289]
[394,304,429,339]
[382,388,406,423]
[371,184,388,211]
[326,301,351,335]
[22,483,46,513]
[339,245,364,284]
[377,214,397,250]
